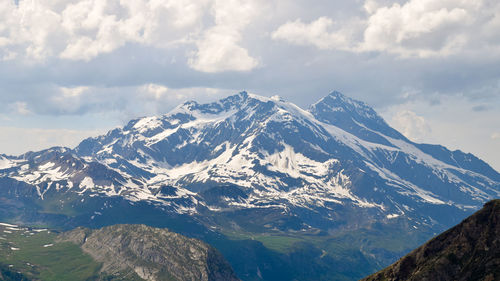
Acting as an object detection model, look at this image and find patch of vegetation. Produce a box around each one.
[223,231,305,253]
[0,224,113,281]
[36,193,82,217]
[219,223,429,281]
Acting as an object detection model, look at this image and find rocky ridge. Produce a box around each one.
[58,224,239,281]
[362,199,500,281]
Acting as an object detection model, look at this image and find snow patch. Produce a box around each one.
[386,214,400,219]
[0,223,18,228]
[0,156,15,169]
[79,177,95,190]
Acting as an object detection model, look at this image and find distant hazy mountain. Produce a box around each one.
[362,199,500,281]
[1,91,499,280]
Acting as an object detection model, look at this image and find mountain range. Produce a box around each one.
[0,91,499,280]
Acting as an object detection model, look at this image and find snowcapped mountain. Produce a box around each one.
[1,91,499,233]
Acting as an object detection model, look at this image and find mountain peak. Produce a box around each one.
[172,91,251,116]
[238,90,249,98]
[310,91,406,144]
[311,90,376,119]
[326,90,355,101]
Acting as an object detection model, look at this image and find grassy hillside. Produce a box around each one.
[217,222,427,281]
[0,223,141,281]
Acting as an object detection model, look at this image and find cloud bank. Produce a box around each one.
[0,0,260,72]
[272,0,500,58]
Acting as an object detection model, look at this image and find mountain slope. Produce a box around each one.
[362,199,500,281]
[58,224,239,281]
[0,222,114,280]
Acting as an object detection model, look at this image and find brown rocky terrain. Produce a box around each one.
[362,199,500,281]
[58,224,239,281]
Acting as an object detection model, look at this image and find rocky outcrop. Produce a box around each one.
[58,224,239,281]
[362,199,500,281]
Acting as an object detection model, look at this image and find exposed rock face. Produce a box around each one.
[362,199,500,281]
[58,224,239,281]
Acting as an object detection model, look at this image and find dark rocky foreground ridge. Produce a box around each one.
[362,199,500,281]
[58,224,239,281]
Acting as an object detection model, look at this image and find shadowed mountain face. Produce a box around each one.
[0,264,30,281]
[362,199,500,281]
[0,91,499,280]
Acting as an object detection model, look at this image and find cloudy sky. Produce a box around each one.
[0,0,499,171]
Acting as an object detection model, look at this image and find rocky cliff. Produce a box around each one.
[362,199,500,281]
[58,224,239,281]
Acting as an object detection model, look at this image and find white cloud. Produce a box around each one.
[57,0,209,61]
[58,0,212,60]
[391,110,431,142]
[188,26,259,72]
[0,0,240,68]
[360,0,478,57]
[4,0,498,70]
[492,132,500,140]
[9,102,31,115]
[271,17,351,50]
[0,0,63,60]
[48,86,90,114]
[0,0,260,72]
[363,0,379,14]
[60,86,88,98]
[272,0,500,58]
[188,0,260,72]
[141,84,169,100]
